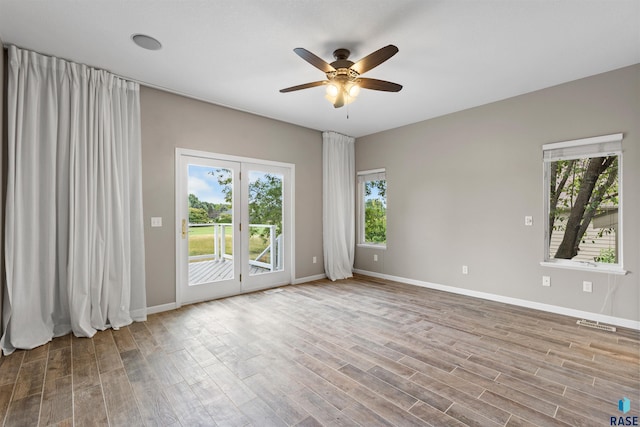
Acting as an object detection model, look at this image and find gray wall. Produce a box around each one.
[355,65,640,323]
[140,86,324,307]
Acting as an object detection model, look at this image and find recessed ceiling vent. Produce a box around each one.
[131,34,162,51]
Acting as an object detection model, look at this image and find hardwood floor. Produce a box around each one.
[0,275,638,426]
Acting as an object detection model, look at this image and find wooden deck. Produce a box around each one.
[189,259,269,284]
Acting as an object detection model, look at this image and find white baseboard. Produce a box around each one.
[353,269,640,331]
[292,273,326,285]
[146,302,178,315]
[130,308,147,322]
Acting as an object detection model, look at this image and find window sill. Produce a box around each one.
[357,243,387,250]
[540,261,627,275]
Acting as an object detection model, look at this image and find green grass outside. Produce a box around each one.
[189,225,219,236]
[188,226,271,261]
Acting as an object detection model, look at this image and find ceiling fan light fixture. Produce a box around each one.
[326,83,339,97]
[348,83,360,97]
[325,79,360,107]
[324,92,337,105]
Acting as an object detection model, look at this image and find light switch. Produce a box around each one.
[151,217,162,227]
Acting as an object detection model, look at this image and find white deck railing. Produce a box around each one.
[188,223,282,272]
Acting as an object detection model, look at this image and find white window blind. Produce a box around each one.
[358,169,386,183]
[543,133,623,161]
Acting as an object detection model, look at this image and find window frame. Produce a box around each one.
[541,133,626,275]
[357,168,387,249]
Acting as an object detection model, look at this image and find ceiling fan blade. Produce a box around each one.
[351,45,399,75]
[279,81,327,93]
[293,48,336,73]
[358,78,403,92]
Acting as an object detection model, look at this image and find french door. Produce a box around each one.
[176,149,293,305]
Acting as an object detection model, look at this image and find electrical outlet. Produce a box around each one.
[462,265,468,275]
[373,254,378,262]
[525,216,533,226]
[582,281,593,293]
[151,217,162,227]
[542,276,551,287]
[312,256,317,264]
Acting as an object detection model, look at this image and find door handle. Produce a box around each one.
[182,219,187,239]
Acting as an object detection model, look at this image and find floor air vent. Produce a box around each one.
[576,319,617,332]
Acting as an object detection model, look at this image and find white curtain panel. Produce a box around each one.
[322,131,355,281]
[1,46,146,354]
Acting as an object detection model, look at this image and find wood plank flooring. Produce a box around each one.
[0,275,638,426]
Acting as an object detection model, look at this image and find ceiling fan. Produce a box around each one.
[280,45,402,108]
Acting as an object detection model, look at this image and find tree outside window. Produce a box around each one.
[364,180,386,244]
[544,134,622,268]
[358,170,387,246]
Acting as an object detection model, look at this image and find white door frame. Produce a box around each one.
[175,148,295,307]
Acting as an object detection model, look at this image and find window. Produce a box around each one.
[542,133,625,273]
[358,169,387,247]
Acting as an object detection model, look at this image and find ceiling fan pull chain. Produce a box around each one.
[346,93,350,119]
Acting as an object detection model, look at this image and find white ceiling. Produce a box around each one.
[0,1,638,138]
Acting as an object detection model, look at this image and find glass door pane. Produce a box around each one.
[246,170,284,276]
[241,162,290,292]
[178,153,241,305]
[188,164,235,284]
